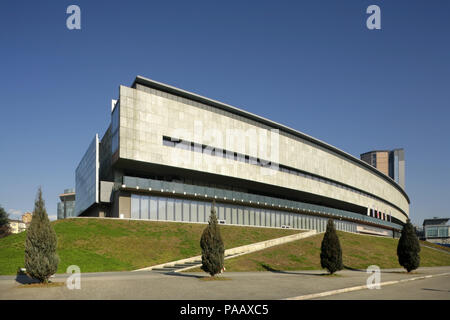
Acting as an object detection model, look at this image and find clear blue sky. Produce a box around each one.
[0,0,448,224]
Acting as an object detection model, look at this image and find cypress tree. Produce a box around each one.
[200,201,225,277]
[24,188,59,283]
[320,219,343,274]
[397,219,420,272]
[0,205,11,238]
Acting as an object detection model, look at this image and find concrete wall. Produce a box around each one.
[117,84,409,223]
[119,195,131,218]
[111,192,131,218]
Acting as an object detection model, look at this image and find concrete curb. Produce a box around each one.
[283,272,450,300]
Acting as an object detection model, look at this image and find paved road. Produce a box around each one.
[318,274,450,300]
[0,266,449,300]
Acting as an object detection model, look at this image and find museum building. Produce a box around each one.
[73,76,410,237]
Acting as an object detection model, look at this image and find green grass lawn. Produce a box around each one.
[0,218,300,275]
[199,231,450,272]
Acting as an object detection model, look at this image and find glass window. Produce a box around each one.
[158,197,166,220]
[205,203,211,221]
[230,207,236,224]
[276,213,281,228]
[265,210,271,227]
[140,196,149,220]
[197,202,205,222]
[163,137,176,147]
[254,209,259,226]
[239,209,250,225]
[182,200,190,221]
[175,199,182,221]
[112,132,118,154]
[219,205,226,221]
[131,194,140,219]
[190,201,198,222]
[238,208,244,225]
[261,209,266,227]
[223,206,231,221]
[193,143,202,153]
[111,104,120,154]
[167,198,174,221]
[271,211,276,227]
[203,145,215,156]
[150,197,158,220]
[438,227,449,238]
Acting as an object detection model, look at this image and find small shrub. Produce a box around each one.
[397,219,420,272]
[320,219,343,274]
[0,205,11,238]
[24,188,59,283]
[200,201,224,276]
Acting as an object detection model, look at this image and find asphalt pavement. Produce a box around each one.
[0,266,449,300]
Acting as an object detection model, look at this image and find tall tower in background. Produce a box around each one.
[389,148,405,190]
[360,150,390,176]
[360,149,405,190]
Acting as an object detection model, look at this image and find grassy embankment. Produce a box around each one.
[0,218,300,275]
[209,231,450,272]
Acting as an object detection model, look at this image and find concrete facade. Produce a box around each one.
[116,79,409,223]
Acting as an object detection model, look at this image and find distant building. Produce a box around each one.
[360,150,390,176]
[8,212,33,234]
[414,224,425,239]
[360,149,405,189]
[8,219,27,234]
[57,188,76,219]
[422,217,450,244]
[389,149,405,190]
[21,212,32,224]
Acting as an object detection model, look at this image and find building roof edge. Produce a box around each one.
[131,75,410,204]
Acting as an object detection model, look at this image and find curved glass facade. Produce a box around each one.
[130,193,363,234]
[122,176,401,232]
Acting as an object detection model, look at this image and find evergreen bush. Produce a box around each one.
[200,201,225,276]
[0,205,11,238]
[24,188,59,283]
[320,219,343,274]
[397,219,421,272]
